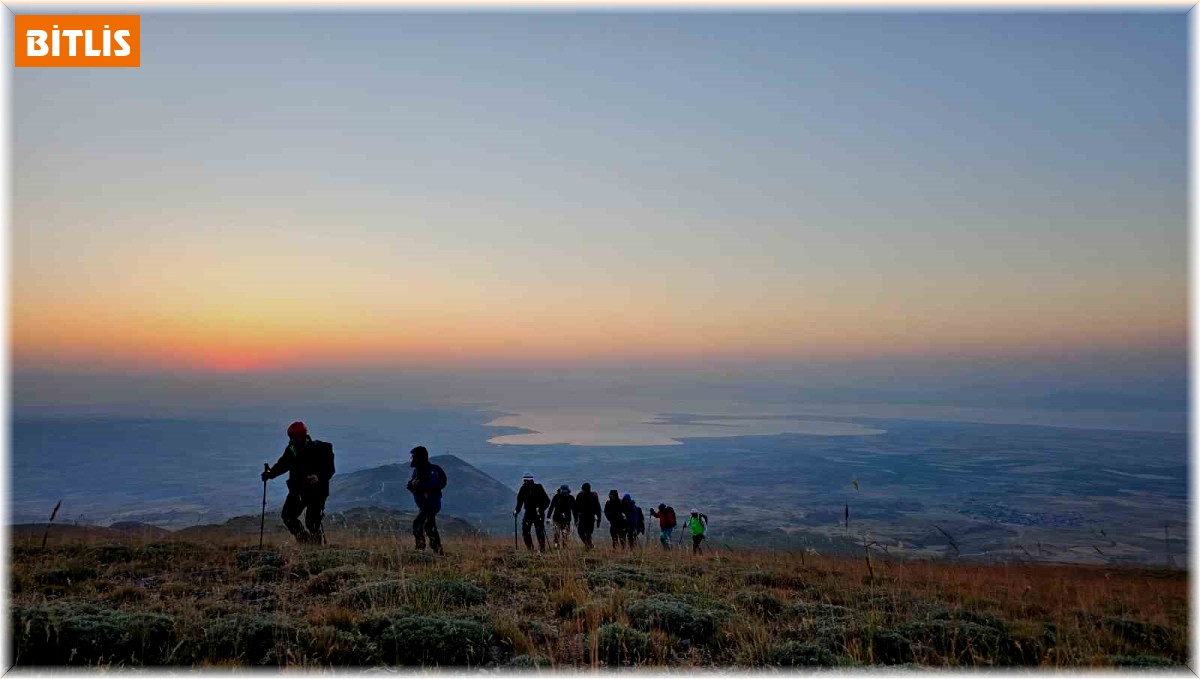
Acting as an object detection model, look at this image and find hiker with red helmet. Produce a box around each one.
[261,421,336,545]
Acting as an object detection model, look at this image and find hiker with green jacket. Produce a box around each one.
[261,421,336,545]
[685,509,708,554]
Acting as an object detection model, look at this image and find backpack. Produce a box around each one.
[432,464,447,490]
[664,506,676,529]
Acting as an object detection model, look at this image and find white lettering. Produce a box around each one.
[25,30,48,57]
[62,29,82,57]
[114,30,130,57]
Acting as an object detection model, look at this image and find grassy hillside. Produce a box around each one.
[9,519,1188,669]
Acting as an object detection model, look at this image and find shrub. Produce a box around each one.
[507,654,553,668]
[586,565,662,588]
[627,595,719,643]
[235,549,284,571]
[337,578,485,611]
[306,565,366,596]
[743,569,809,591]
[733,589,784,618]
[89,544,134,564]
[378,615,501,666]
[12,604,175,666]
[36,564,98,587]
[769,641,840,666]
[302,549,371,575]
[296,624,380,666]
[898,619,1013,665]
[1110,654,1179,667]
[1103,617,1181,657]
[189,614,295,665]
[861,628,914,665]
[593,623,652,666]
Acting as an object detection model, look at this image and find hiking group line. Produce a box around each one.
[259,421,709,555]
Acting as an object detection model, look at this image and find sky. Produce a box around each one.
[11,11,1188,406]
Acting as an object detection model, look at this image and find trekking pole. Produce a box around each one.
[259,463,269,549]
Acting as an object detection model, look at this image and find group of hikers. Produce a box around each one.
[514,473,709,554]
[259,422,709,556]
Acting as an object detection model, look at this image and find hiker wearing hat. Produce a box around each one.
[261,421,336,545]
[406,446,447,554]
[685,509,709,554]
[649,503,678,550]
[574,483,602,549]
[547,484,576,549]
[603,490,627,549]
[620,494,644,550]
[514,473,550,552]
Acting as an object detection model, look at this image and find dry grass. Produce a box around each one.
[8,528,1189,668]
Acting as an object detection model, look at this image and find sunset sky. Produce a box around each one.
[13,12,1186,378]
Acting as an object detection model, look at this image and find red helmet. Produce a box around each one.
[286,421,308,437]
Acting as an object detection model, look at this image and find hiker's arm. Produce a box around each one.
[264,450,291,479]
[514,488,525,515]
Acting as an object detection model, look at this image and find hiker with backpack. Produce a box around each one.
[603,490,626,549]
[649,503,677,550]
[548,484,575,549]
[574,482,602,549]
[685,509,709,554]
[260,421,336,545]
[621,494,644,550]
[406,446,447,555]
[514,473,550,552]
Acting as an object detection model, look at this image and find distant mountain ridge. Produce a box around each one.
[327,454,514,527]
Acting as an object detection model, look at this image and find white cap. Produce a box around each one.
[522,472,535,480]
[691,508,699,513]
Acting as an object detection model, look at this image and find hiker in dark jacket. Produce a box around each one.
[514,473,550,552]
[548,484,575,549]
[574,482,602,549]
[604,490,626,549]
[261,421,336,545]
[649,503,677,550]
[621,494,644,550]
[406,446,446,554]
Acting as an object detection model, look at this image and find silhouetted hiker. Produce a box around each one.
[621,494,644,550]
[574,482,602,549]
[514,473,550,552]
[686,509,709,554]
[548,484,575,549]
[261,421,336,545]
[604,490,626,549]
[650,503,677,550]
[406,446,447,555]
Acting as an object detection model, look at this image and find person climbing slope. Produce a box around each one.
[685,509,709,554]
[548,484,575,549]
[260,421,336,545]
[514,473,550,553]
[649,503,677,550]
[574,482,602,549]
[604,490,626,549]
[406,445,447,555]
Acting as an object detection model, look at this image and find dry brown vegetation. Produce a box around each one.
[8,527,1189,668]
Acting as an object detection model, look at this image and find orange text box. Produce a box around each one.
[15,15,140,67]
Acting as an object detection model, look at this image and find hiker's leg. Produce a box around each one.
[305,494,327,545]
[425,506,442,554]
[281,491,307,539]
[692,535,700,554]
[697,535,705,555]
[534,519,546,552]
[413,509,428,550]
[522,515,535,550]
[659,529,668,549]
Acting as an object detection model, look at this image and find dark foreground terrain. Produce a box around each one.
[8,514,1189,669]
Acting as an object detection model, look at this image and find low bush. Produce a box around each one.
[378,614,502,666]
[627,595,720,643]
[592,623,652,666]
[12,603,175,666]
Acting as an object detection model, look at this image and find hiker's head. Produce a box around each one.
[581,482,591,493]
[286,421,308,445]
[691,508,699,516]
[409,446,429,467]
[522,472,535,485]
[609,490,619,500]
[559,484,570,494]
[658,503,666,510]
[623,494,632,503]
